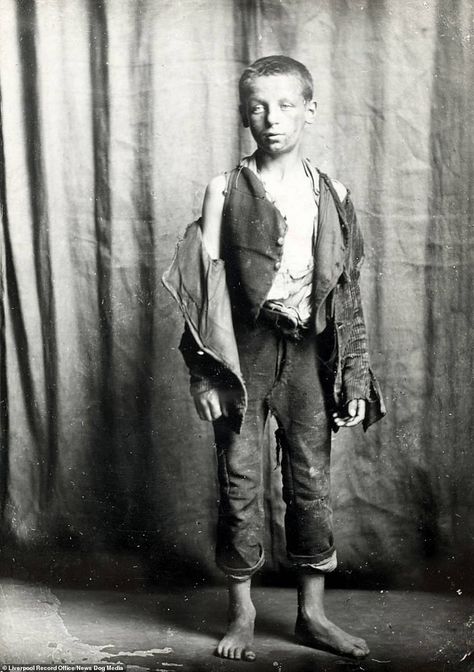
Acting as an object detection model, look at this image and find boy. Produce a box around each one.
[163,55,385,662]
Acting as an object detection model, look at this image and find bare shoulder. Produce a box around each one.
[206,173,227,198]
[329,177,348,202]
[203,174,227,217]
[201,173,227,259]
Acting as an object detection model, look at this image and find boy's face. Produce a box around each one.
[240,74,316,156]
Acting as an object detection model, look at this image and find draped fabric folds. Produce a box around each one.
[0,0,473,590]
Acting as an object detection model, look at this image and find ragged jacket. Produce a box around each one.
[162,165,386,433]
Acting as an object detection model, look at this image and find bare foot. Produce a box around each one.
[295,612,369,660]
[215,603,256,661]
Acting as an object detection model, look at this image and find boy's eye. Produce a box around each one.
[281,103,293,109]
[250,104,264,114]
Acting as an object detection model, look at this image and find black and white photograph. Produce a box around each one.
[0,1,472,671]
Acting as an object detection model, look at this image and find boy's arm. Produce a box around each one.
[183,174,227,421]
[179,324,227,422]
[201,174,226,259]
[332,277,369,428]
[342,195,371,396]
[333,192,371,428]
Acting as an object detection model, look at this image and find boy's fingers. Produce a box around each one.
[194,389,223,422]
[332,411,350,425]
[208,392,223,420]
[344,414,363,426]
[200,404,213,422]
[332,400,366,427]
[210,406,223,420]
[194,400,205,420]
[342,400,366,426]
[347,399,358,417]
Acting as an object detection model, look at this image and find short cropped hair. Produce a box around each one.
[239,55,314,103]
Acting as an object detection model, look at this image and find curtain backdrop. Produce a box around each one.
[0,0,473,590]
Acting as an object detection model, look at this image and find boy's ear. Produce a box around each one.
[239,104,250,128]
[305,99,317,125]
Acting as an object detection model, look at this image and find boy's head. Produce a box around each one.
[239,55,314,106]
[238,55,316,154]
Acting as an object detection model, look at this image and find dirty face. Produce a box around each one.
[240,74,316,156]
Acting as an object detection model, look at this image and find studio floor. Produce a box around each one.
[0,580,472,672]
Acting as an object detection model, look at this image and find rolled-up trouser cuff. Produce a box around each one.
[288,547,337,573]
[297,550,337,574]
[218,548,265,581]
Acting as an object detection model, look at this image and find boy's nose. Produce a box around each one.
[265,105,282,126]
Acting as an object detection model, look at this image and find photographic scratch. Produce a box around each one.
[107,647,174,657]
[161,664,184,668]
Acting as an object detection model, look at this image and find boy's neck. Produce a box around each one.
[255,148,304,181]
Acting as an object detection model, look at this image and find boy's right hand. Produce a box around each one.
[193,388,225,422]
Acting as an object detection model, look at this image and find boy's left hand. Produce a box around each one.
[332,399,366,428]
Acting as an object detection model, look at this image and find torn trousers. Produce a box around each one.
[213,318,336,580]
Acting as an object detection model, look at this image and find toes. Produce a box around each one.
[244,649,256,662]
[216,644,230,659]
[354,638,370,656]
[352,648,367,659]
[351,644,369,659]
[354,637,368,648]
[216,640,255,661]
